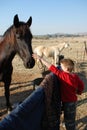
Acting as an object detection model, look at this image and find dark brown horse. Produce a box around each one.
[0,14,35,112]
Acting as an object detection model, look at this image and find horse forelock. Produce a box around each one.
[19,23,32,39]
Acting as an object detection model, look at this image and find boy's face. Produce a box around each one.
[61,63,68,72]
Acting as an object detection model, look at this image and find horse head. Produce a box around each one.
[63,42,69,48]
[63,42,72,50]
[13,14,35,68]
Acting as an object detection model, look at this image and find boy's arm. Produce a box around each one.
[32,53,61,76]
[32,53,51,68]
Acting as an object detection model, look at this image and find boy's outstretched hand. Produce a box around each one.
[32,53,41,60]
[32,53,51,69]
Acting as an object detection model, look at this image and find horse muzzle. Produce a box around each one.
[24,58,35,68]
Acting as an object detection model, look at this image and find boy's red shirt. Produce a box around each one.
[49,65,84,102]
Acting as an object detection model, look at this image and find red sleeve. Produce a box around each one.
[49,65,61,76]
[49,65,66,80]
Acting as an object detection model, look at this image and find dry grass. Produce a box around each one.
[0,36,87,130]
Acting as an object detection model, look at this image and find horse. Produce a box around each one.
[0,14,35,112]
[34,42,71,69]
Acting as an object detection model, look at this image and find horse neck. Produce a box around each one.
[0,34,16,62]
[59,44,65,53]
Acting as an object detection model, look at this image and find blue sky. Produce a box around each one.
[0,0,87,35]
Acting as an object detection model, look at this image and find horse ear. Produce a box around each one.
[27,16,32,27]
[13,14,20,28]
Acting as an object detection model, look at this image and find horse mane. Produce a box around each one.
[3,25,13,36]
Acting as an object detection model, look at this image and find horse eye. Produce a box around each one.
[16,34,20,39]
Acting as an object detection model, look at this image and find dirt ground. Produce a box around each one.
[0,36,87,130]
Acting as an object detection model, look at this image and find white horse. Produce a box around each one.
[34,42,70,67]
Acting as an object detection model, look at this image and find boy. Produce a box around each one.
[32,54,84,130]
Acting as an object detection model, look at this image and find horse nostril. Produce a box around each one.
[26,59,35,68]
[27,62,30,68]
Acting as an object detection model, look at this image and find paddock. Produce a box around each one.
[0,36,87,130]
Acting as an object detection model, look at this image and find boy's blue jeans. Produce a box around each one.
[62,102,76,130]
